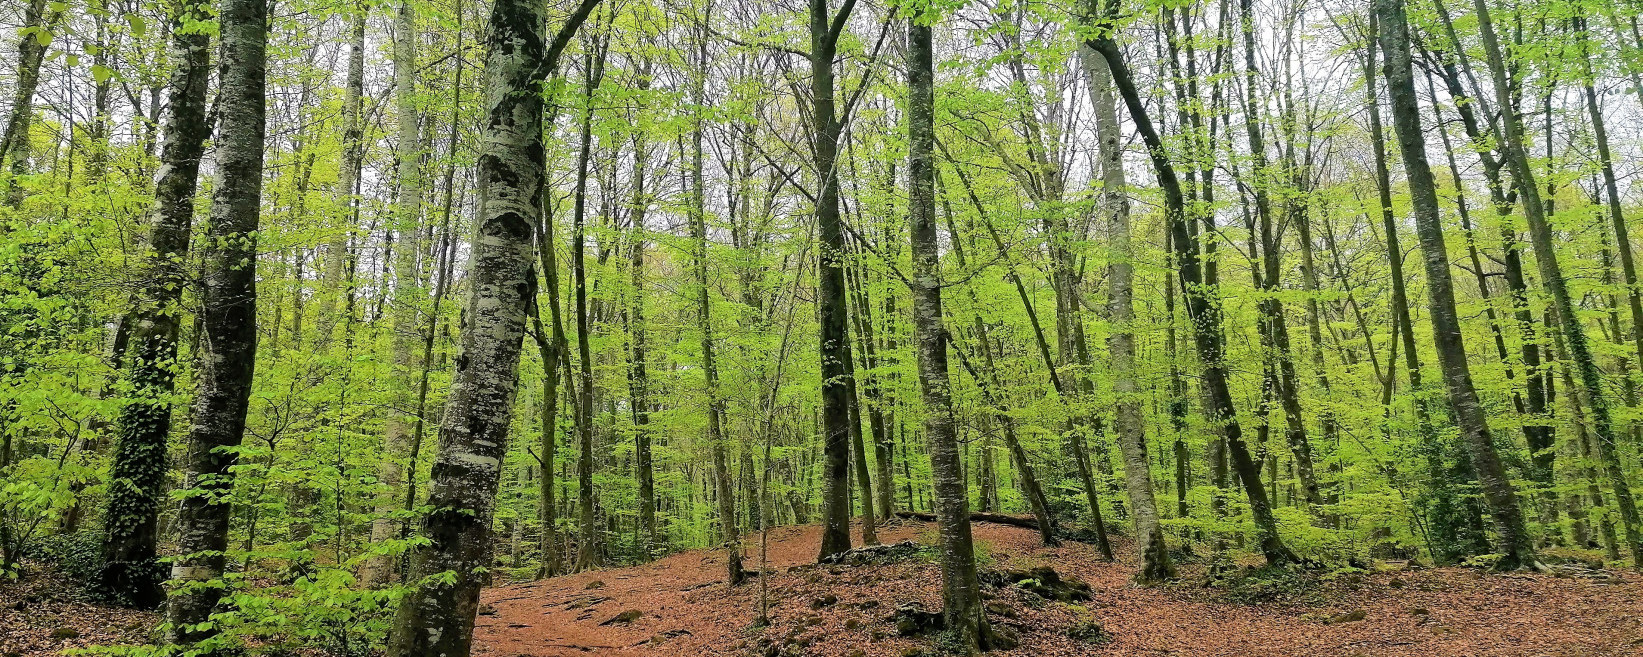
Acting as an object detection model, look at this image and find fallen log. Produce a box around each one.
[893,510,1051,533]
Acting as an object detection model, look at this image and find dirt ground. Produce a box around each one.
[472,519,1643,656]
[4,519,1639,656]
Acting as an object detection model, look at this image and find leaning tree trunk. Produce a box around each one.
[98,0,211,609]
[907,20,989,651]
[163,0,266,644]
[1082,45,1175,584]
[1577,17,1643,567]
[938,165,1058,547]
[385,0,598,653]
[2,0,58,207]
[1086,11,1297,568]
[1373,0,1538,570]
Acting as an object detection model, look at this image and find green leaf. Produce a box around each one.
[125,13,146,38]
[34,29,52,47]
[91,64,113,82]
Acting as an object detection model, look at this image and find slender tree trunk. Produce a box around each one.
[1082,45,1174,583]
[1087,11,1298,568]
[907,21,988,651]
[385,0,597,651]
[627,89,657,557]
[1237,0,1324,513]
[570,39,606,573]
[97,0,211,608]
[1374,0,1538,570]
[315,5,367,350]
[937,172,1057,547]
[365,0,423,587]
[163,0,266,643]
[686,34,745,583]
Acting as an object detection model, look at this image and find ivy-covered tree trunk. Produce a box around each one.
[385,0,598,651]
[1374,0,1538,570]
[163,0,266,642]
[97,0,211,609]
[907,19,987,651]
[1,0,53,205]
[1083,45,1174,584]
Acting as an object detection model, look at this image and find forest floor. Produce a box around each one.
[4,518,1641,656]
[474,519,1643,657]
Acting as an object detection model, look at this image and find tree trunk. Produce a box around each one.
[385,0,597,651]
[98,0,211,608]
[315,5,366,350]
[570,40,606,573]
[1,0,55,206]
[1087,15,1298,568]
[1237,0,1323,513]
[907,21,988,651]
[1374,0,1538,570]
[164,0,266,643]
[626,83,657,557]
[1082,45,1175,583]
[365,0,423,587]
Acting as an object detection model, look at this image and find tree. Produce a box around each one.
[1372,0,1537,570]
[98,0,211,608]
[1081,44,1174,583]
[906,15,987,651]
[385,0,599,652]
[164,0,268,642]
[810,0,861,561]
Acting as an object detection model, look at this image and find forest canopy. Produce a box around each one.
[1,0,1642,652]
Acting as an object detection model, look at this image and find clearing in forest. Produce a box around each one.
[470,519,1643,657]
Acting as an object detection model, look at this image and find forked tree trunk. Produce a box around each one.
[164,0,266,643]
[98,0,211,608]
[810,0,859,562]
[385,0,598,652]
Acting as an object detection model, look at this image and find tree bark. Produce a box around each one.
[365,0,424,587]
[1374,0,1539,570]
[164,0,266,643]
[686,18,744,582]
[907,20,988,651]
[1086,13,1298,568]
[385,0,598,651]
[1082,45,1175,583]
[98,0,211,609]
